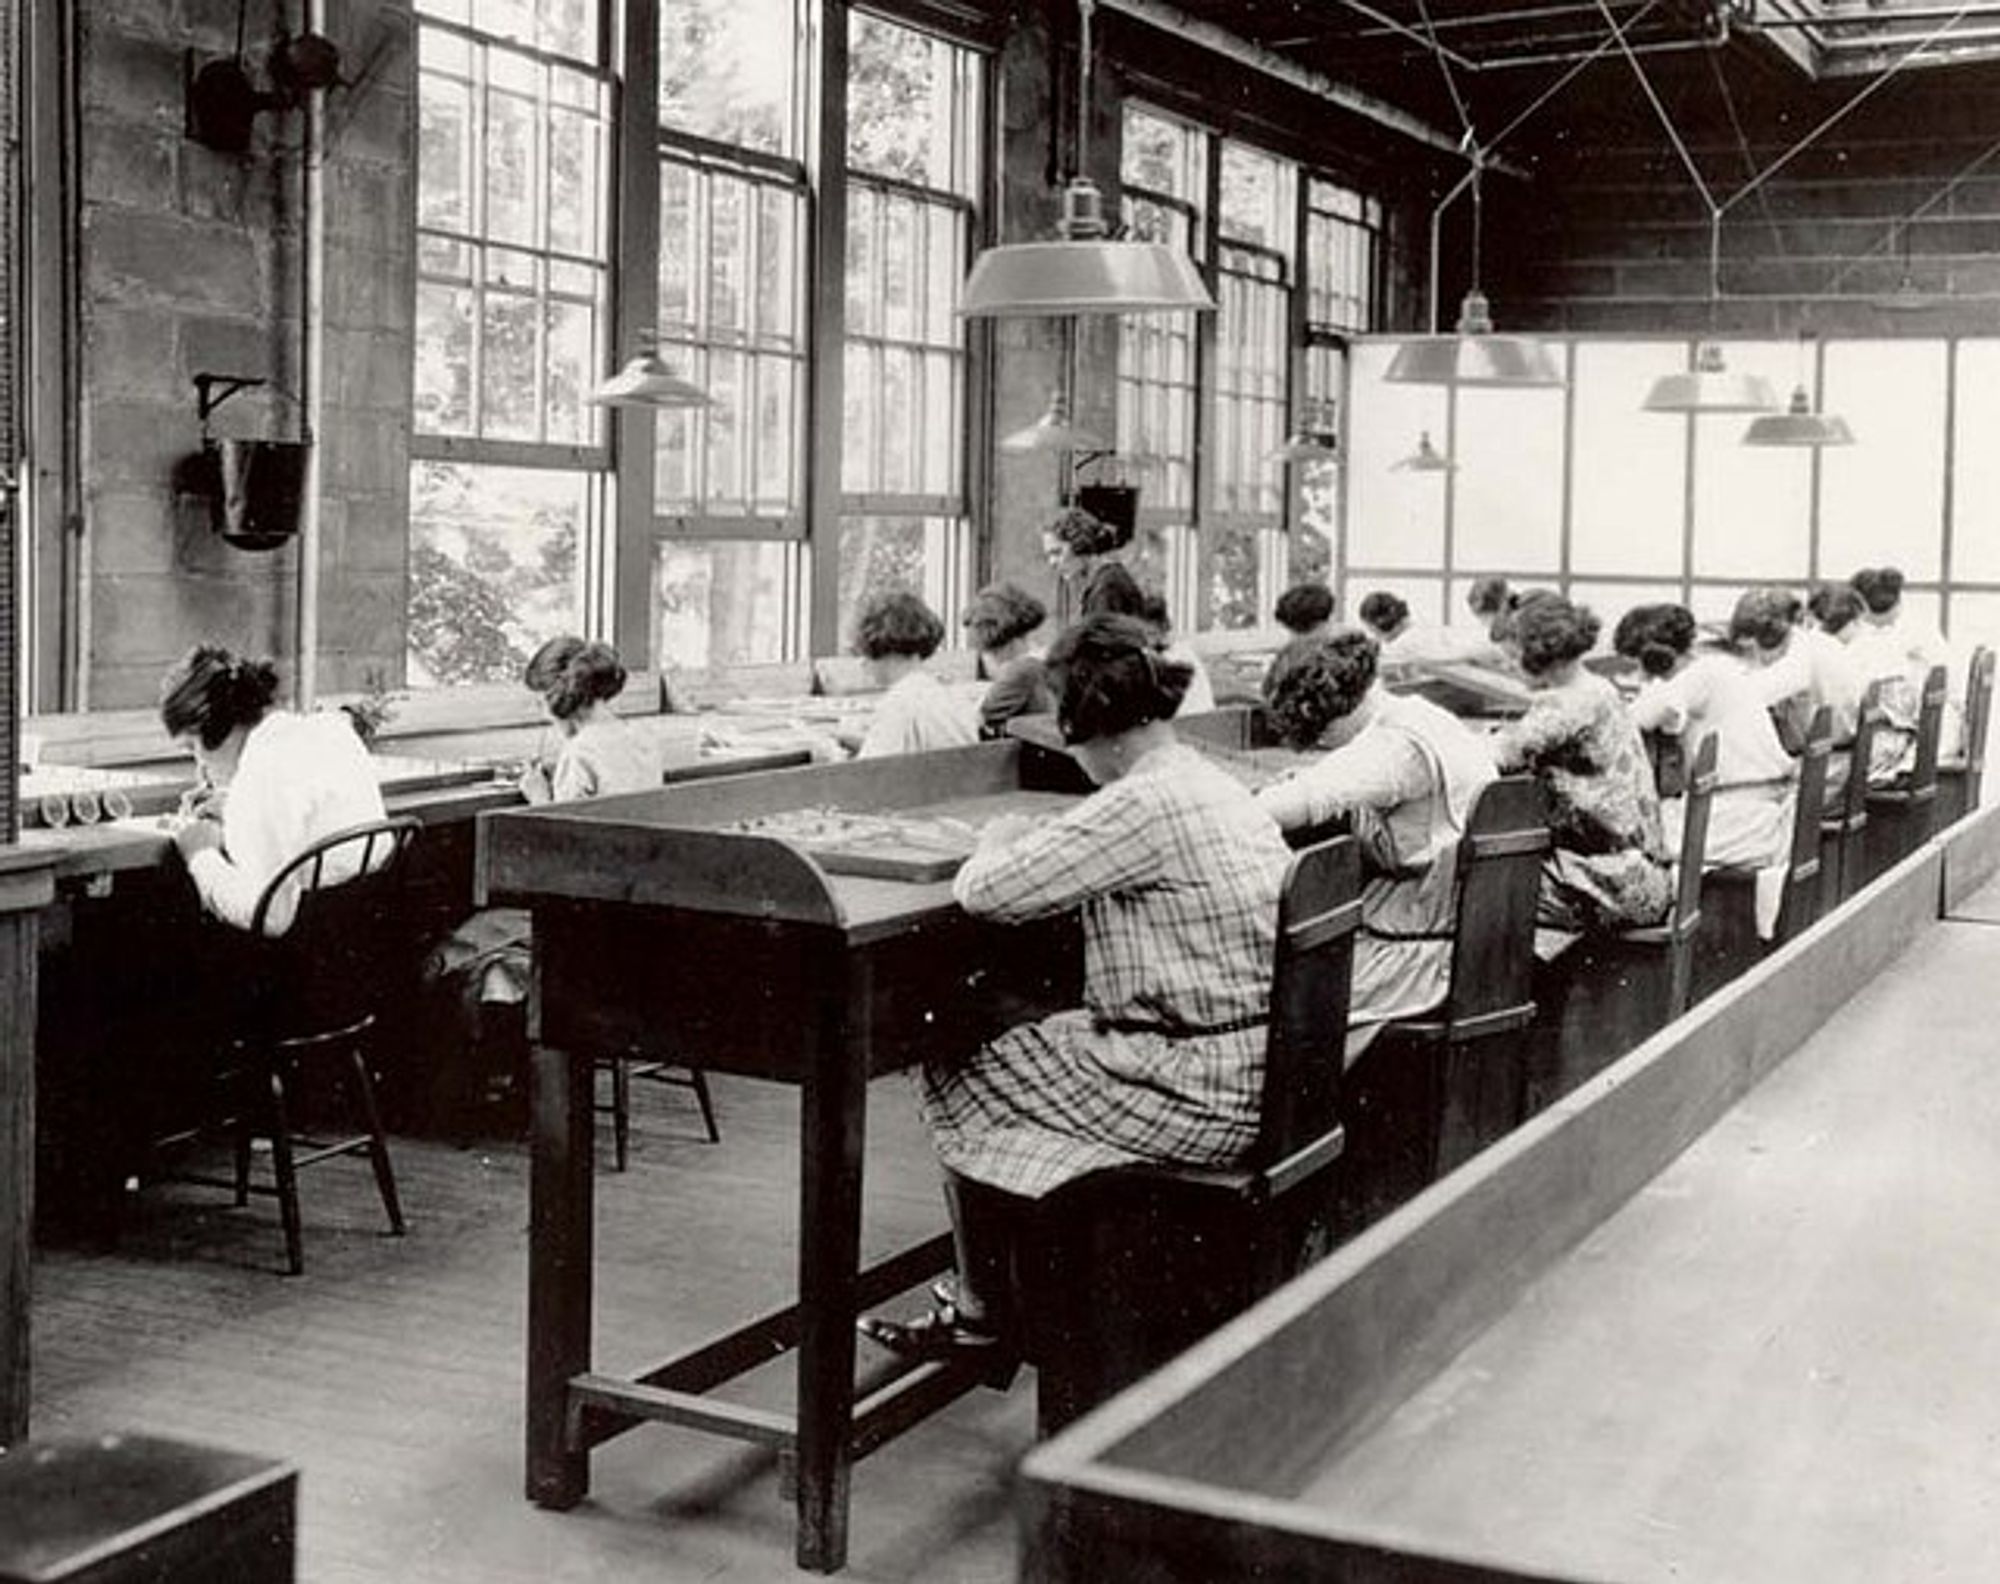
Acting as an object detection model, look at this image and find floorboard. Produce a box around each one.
[33,1073,1032,1583]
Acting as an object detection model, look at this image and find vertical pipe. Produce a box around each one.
[296,0,326,709]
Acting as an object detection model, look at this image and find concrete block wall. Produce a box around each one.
[1491,60,2000,338]
[75,0,414,710]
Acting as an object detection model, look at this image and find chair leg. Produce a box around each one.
[347,1046,406,1236]
[611,1057,632,1173]
[266,1066,306,1277]
[232,1081,253,1208]
[688,1067,721,1144]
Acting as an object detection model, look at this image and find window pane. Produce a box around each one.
[1123,106,1204,204]
[1455,384,1565,575]
[1820,339,1947,581]
[1572,341,1684,577]
[408,462,589,685]
[1219,142,1292,258]
[1952,341,2000,584]
[849,15,959,189]
[1345,341,1448,570]
[655,539,797,668]
[660,161,695,334]
[1210,525,1262,629]
[1692,340,1812,582]
[418,73,472,231]
[414,283,473,433]
[839,517,930,644]
[659,0,796,154]
[481,293,540,440]
[547,98,603,257]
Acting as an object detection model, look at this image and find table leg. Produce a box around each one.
[0,905,38,1448]
[793,988,869,1573]
[526,1040,594,1508]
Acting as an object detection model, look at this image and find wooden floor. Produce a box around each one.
[33,1072,1033,1583]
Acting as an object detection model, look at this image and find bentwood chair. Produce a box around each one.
[164,818,418,1274]
[1022,835,1363,1433]
[1937,646,1995,830]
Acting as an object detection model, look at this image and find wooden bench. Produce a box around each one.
[1861,663,1948,886]
[1019,837,1363,1435]
[1937,644,1994,829]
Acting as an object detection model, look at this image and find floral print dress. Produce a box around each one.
[1493,671,1673,933]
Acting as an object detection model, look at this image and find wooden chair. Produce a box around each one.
[1938,645,1995,829]
[1861,663,1948,886]
[595,1055,720,1171]
[1820,680,1883,914]
[1774,706,1833,943]
[1021,836,1363,1434]
[1528,736,1717,1119]
[1341,777,1550,1227]
[158,818,418,1275]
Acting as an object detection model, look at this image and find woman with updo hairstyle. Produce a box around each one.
[1257,629,1494,1035]
[1733,587,1864,783]
[962,582,1054,740]
[1490,596,1672,935]
[518,635,661,803]
[859,613,1291,1366]
[1044,503,1133,620]
[160,644,387,935]
[851,590,978,758]
[1844,564,1957,781]
[1615,601,1796,938]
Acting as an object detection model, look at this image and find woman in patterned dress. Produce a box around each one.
[1490,595,1674,934]
[858,613,1292,1363]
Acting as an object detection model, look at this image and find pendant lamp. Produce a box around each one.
[1742,333,1853,448]
[1641,342,1778,415]
[587,348,710,408]
[999,389,1106,456]
[1385,289,1563,389]
[1265,402,1339,465]
[959,0,1214,320]
[1392,431,1455,473]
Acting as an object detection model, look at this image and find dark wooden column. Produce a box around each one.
[0,848,59,1447]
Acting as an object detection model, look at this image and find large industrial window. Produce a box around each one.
[838,10,983,647]
[1296,177,1381,587]
[653,0,810,671]
[410,1,612,684]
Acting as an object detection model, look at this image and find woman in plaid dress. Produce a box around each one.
[860,613,1291,1363]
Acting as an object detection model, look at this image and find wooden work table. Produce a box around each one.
[482,739,1088,1572]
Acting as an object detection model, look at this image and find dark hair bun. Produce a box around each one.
[158,645,282,750]
[543,640,628,720]
[1263,631,1379,748]
[1046,613,1192,744]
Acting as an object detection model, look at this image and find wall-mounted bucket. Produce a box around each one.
[205,438,309,550]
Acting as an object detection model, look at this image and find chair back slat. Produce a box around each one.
[1438,776,1549,1037]
[1965,647,1996,811]
[1255,836,1361,1168]
[1776,707,1833,940]
[1670,733,1719,941]
[1907,664,1949,801]
[1834,681,1884,830]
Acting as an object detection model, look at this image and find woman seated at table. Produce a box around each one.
[516,635,664,803]
[1615,602,1796,938]
[1078,568,1217,716]
[852,591,979,759]
[1731,587,1863,796]
[961,581,1054,740]
[1489,596,1673,935]
[161,644,387,935]
[1275,581,1335,640]
[1359,590,1501,670]
[1256,630,1494,1033]
[857,613,1291,1363]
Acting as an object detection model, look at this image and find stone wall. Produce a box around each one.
[74,0,412,710]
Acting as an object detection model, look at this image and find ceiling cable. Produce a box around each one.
[1820,126,2000,296]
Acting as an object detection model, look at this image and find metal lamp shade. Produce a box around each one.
[1392,432,1455,473]
[961,239,1214,319]
[587,352,711,408]
[1383,334,1564,389]
[1642,343,1779,414]
[1000,391,1106,455]
[1266,431,1340,465]
[1743,387,1854,447]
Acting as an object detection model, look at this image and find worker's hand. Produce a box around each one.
[517,760,555,804]
[170,816,224,863]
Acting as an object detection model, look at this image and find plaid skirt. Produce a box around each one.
[917,1009,1262,1199]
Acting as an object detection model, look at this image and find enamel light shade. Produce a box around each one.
[1642,342,1779,415]
[961,180,1215,319]
[587,351,711,408]
[1384,291,1563,389]
[1742,386,1855,448]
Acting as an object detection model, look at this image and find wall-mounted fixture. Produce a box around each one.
[186,3,344,154]
[183,374,311,551]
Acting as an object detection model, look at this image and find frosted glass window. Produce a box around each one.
[1454,383,1565,574]
[1568,582,1683,650]
[1947,592,2000,659]
[1950,341,2000,584]
[1572,342,1684,577]
[1819,339,1947,582]
[1688,582,1744,628]
[1346,342,1447,570]
[1691,340,1812,583]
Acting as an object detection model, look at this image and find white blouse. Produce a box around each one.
[855,671,979,759]
[184,710,388,934]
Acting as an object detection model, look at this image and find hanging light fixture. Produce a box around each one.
[999,389,1106,455]
[587,345,710,408]
[1385,285,1564,389]
[1743,332,1853,448]
[1265,401,1340,465]
[1642,341,1778,415]
[959,0,1214,319]
[1392,431,1456,473]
